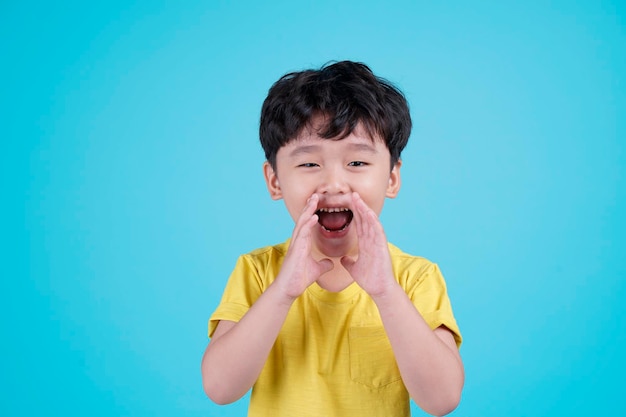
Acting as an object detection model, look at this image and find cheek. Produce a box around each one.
[357,176,392,212]
[281,185,313,219]
[357,173,391,193]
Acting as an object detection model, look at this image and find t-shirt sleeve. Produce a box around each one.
[208,254,265,338]
[408,262,462,348]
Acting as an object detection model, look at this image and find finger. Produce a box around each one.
[354,192,376,238]
[298,194,319,223]
[353,192,375,219]
[317,258,334,274]
[340,255,356,272]
[350,192,365,237]
[352,192,385,245]
[292,194,319,238]
[302,193,319,215]
[292,213,318,251]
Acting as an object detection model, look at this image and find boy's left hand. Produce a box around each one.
[341,192,397,298]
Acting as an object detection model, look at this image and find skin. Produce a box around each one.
[201,124,465,416]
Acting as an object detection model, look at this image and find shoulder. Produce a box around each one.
[243,240,289,263]
[387,242,436,273]
[233,240,290,280]
[387,242,446,288]
[247,240,289,256]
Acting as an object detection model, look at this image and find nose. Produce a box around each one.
[318,166,349,195]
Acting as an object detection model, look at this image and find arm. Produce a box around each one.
[201,194,333,404]
[372,288,464,416]
[200,285,293,404]
[341,192,464,416]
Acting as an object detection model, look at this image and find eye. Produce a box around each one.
[298,162,319,168]
[348,161,367,167]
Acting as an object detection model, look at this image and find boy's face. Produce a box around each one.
[263,122,401,258]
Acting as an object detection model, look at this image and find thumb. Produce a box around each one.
[340,255,357,272]
[317,258,334,274]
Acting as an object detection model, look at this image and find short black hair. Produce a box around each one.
[259,61,412,169]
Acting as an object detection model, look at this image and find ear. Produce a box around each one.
[263,161,283,200]
[385,160,402,198]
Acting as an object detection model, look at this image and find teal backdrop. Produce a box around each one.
[2,1,624,416]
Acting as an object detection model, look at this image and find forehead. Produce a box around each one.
[280,122,387,156]
[281,134,385,159]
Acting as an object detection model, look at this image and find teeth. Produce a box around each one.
[317,207,350,213]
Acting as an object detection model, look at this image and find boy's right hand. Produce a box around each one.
[274,193,333,303]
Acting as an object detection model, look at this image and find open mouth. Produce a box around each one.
[315,207,354,232]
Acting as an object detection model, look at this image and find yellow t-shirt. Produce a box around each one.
[209,241,462,417]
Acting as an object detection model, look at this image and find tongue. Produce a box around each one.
[318,211,352,231]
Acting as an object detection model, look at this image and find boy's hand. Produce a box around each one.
[274,193,333,302]
[341,192,396,298]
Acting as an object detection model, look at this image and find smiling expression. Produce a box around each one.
[263,122,401,258]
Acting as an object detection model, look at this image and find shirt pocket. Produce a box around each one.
[348,326,403,389]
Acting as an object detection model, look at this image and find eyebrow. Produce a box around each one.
[346,142,378,154]
[288,145,322,158]
[288,142,378,158]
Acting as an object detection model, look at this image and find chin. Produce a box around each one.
[313,227,357,259]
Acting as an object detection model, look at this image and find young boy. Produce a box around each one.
[201,61,464,417]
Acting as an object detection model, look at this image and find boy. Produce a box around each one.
[201,61,464,417]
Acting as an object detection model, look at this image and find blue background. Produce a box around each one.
[2,1,624,415]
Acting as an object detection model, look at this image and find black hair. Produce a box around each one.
[259,60,412,169]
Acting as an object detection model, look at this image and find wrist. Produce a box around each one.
[370,281,403,308]
[267,281,301,307]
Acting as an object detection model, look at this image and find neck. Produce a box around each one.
[315,260,355,292]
